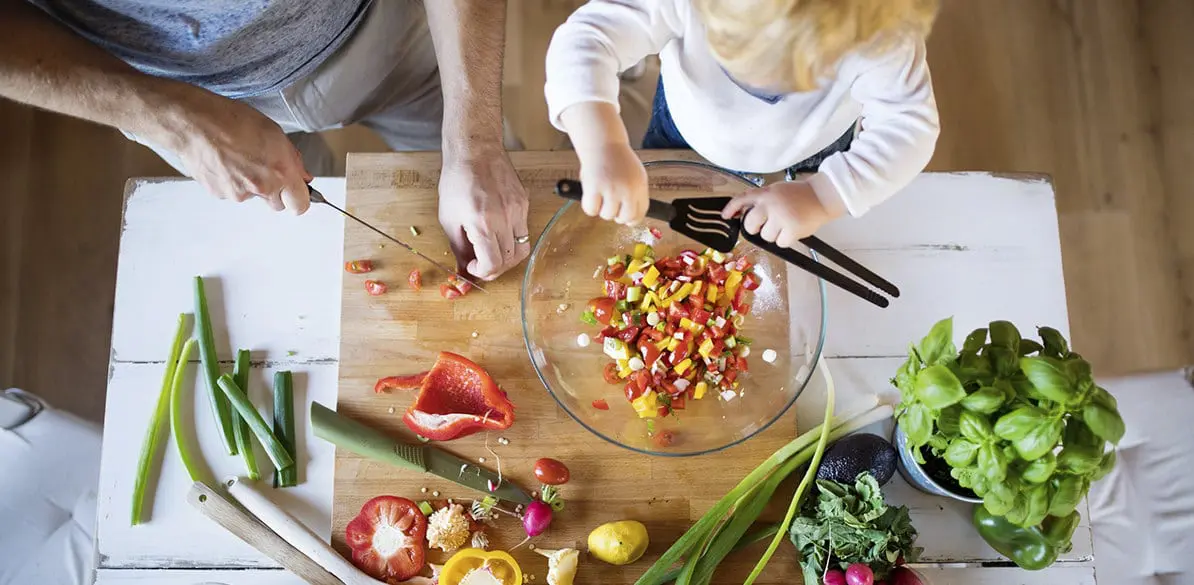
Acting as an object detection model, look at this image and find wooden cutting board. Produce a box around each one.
[333,151,805,584]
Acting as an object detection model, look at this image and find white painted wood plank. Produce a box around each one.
[816,173,1070,357]
[108,178,346,363]
[96,361,338,569]
[96,568,306,584]
[906,566,1096,585]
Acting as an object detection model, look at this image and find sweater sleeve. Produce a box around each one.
[544,0,682,130]
[807,36,940,218]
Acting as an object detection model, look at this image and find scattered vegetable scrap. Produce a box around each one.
[532,458,570,485]
[427,503,472,553]
[365,279,388,295]
[441,549,523,585]
[591,398,609,410]
[409,269,423,290]
[534,548,579,585]
[470,531,489,550]
[410,226,420,236]
[377,352,515,441]
[345,496,428,583]
[345,259,374,274]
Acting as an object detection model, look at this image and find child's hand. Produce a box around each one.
[577,142,650,225]
[721,181,839,248]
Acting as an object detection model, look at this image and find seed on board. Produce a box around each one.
[432,491,440,497]
[387,406,396,414]
[421,487,428,493]
[498,437,510,446]
[471,331,479,338]
[479,457,487,463]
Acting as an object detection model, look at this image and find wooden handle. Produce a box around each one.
[187,481,345,585]
[226,477,382,585]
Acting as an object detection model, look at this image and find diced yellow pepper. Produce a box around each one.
[725,270,744,299]
[694,381,708,400]
[632,392,658,418]
[679,317,695,331]
[616,358,631,379]
[666,338,681,352]
[639,291,658,312]
[698,338,716,359]
[691,280,704,297]
[627,258,652,275]
[633,243,648,260]
[642,266,660,289]
[674,358,693,375]
[655,339,670,351]
[706,285,719,303]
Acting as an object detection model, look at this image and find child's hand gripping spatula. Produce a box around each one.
[554,179,898,308]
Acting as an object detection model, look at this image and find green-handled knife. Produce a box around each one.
[310,402,534,505]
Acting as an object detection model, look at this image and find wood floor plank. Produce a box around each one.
[0,100,33,387]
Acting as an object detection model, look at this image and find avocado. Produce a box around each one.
[816,433,898,486]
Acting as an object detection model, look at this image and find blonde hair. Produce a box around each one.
[693,0,938,92]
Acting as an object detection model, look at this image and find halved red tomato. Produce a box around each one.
[590,297,616,325]
[599,325,618,339]
[732,286,748,312]
[605,262,627,280]
[407,269,422,291]
[604,280,627,299]
[439,283,461,299]
[345,496,427,582]
[742,271,761,291]
[603,363,621,384]
[365,279,388,296]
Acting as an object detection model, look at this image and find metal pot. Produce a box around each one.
[892,424,982,503]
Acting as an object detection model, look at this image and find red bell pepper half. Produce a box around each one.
[374,372,428,394]
[393,352,515,441]
[345,495,428,582]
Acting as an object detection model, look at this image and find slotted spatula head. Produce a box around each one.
[554,179,741,252]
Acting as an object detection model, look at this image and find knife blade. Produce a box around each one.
[308,185,488,294]
[310,402,533,505]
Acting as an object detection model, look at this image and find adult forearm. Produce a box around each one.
[0,0,211,151]
[424,0,507,158]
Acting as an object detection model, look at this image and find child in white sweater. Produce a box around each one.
[545,0,941,248]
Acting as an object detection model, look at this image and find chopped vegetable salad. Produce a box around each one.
[581,244,759,418]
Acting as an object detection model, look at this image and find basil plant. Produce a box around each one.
[893,317,1123,528]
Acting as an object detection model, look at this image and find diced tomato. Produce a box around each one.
[630,370,650,391]
[652,429,676,447]
[599,325,618,339]
[733,257,753,272]
[657,405,671,417]
[732,285,748,312]
[616,326,641,343]
[365,279,387,295]
[625,381,647,402]
[668,303,691,321]
[604,280,627,299]
[736,355,749,371]
[603,363,621,384]
[455,280,474,295]
[661,379,680,396]
[708,263,729,285]
[605,262,627,280]
[742,271,761,291]
[692,308,712,325]
[637,339,662,367]
[673,340,692,362]
[671,396,686,410]
[439,283,461,299]
[345,259,374,274]
[590,297,616,325]
[639,327,665,342]
[407,269,422,290]
[649,227,663,239]
[592,399,610,410]
[664,321,678,336]
[724,369,739,384]
[739,303,752,316]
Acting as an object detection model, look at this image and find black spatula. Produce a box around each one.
[554,179,740,252]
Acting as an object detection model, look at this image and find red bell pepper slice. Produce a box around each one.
[374,372,429,393]
[399,352,515,441]
[616,326,641,343]
[345,496,427,582]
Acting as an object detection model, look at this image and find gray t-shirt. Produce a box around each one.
[28,0,371,98]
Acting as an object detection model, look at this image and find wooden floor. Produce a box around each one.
[1,0,1191,422]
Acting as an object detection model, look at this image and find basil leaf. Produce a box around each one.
[994,406,1047,441]
[1064,417,1102,448]
[962,327,988,355]
[1013,417,1063,461]
[1038,326,1069,358]
[937,405,962,438]
[944,438,980,467]
[914,365,966,409]
[927,433,950,454]
[983,482,1016,516]
[894,353,920,395]
[918,317,956,365]
[959,411,993,443]
[1020,356,1075,402]
[1022,483,1050,527]
[1048,474,1087,517]
[961,386,1005,414]
[995,379,1017,402]
[1091,451,1117,482]
[1022,452,1057,484]
[1004,493,1030,526]
[1018,339,1043,356]
[1057,446,1101,475]
[1013,377,1048,401]
[978,442,1009,482]
[1090,386,1118,411]
[1064,358,1093,384]
[987,346,1019,377]
[951,466,982,490]
[1083,403,1126,444]
[902,402,933,447]
[989,320,1021,352]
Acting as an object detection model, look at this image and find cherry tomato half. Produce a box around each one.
[605,262,627,280]
[408,269,422,291]
[533,458,571,485]
[590,297,616,325]
[603,362,621,385]
[652,429,677,448]
[345,259,375,274]
[364,279,387,295]
[439,283,461,300]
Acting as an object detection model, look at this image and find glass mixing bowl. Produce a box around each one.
[521,160,827,456]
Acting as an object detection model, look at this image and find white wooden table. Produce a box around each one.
[94,173,1096,584]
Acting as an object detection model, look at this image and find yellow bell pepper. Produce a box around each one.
[616,358,631,378]
[639,291,658,312]
[698,338,716,359]
[691,280,704,298]
[642,265,661,289]
[666,337,681,352]
[632,392,658,418]
[441,549,523,585]
[706,285,719,303]
[633,243,648,260]
[694,381,708,400]
[725,270,744,299]
[655,338,671,352]
[674,358,693,375]
[627,258,652,275]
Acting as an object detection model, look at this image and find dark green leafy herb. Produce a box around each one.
[787,473,921,585]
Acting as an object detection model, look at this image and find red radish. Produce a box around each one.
[345,496,427,582]
[823,569,847,585]
[888,568,923,585]
[846,563,874,585]
[522,499,553,537]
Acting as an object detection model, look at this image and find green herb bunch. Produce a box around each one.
[893,317,1123,529]
[788,473,921,584]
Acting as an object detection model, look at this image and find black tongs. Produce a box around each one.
[555,179,898,308]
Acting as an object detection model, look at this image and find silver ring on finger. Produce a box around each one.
[515,235,531,245]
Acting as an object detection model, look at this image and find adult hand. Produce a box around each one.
[167,97,313,214]
[438,147,531,280]
[721,181,839,248]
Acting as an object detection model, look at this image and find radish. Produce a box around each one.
[823,569,847,585]
[522,500,553,537]
[846,564,874,585]
[888,567,923,585]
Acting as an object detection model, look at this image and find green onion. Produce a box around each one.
[615,300,629,312]
[418,501,435,515]
[231,350,260,481]
[194,276,237,455]
[169,338,204,483]
[131,313,188,525]
[580,311,598,325]
[647,525,779,585]
[646,419,656,435]
[215,374,294,471]
[273,371,298,487]
[735,336,753,346]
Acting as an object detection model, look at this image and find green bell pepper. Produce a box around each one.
[972,506,1080,570]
